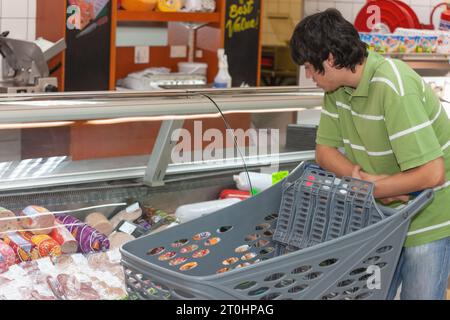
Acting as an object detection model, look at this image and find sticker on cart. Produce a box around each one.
[216,267,229,274]
[241,252,257,261]
[204,237,221,246]
[169,257,188,266]
[235,244,251,253]
[179,262,198,271]
[171,239,189,248]
[180,245,199,254]
[147,246,165,256]
[193,232,211,241]
[235,262,251,269]
[192,249,210,259]
[158,251,176,261]
[222,257,239,265]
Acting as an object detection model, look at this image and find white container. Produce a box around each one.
[213,48,232,88]
[233,172,273,193]
[178,62,208,76]
[175,198,241,223]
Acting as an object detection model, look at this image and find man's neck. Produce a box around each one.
[341,58,367,89]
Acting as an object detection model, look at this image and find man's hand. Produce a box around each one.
[351,165,388,182]
[352,166,410,205]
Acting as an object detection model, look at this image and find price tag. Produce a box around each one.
[126,202,140,214]
[107,248,121,263]
[71,253,88,265]
[36,257,56,273]
[8,264,27,277]
[119,221,137,235]
[2,284,22,300]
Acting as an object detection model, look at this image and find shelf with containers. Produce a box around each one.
[36,0,264,91]
[0,87,322,299]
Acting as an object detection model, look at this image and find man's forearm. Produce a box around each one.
[315,144,356,178]
[371,158,446,198]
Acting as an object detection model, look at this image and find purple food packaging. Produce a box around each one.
[56,214,110,254]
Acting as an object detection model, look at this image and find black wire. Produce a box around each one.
[200,93,255,195]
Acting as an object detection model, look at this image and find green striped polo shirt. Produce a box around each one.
[316,50,450,248]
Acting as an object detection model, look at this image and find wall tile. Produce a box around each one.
[27,18,35,40]
[28,0,36,18]
[1,18,27,39]
[1,0,29,18]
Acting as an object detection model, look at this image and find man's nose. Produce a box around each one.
[305,68,312,79]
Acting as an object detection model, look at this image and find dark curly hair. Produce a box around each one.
[290,8,368,74]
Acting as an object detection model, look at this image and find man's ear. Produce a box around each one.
[324,53,335,68]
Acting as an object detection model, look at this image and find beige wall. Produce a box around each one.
[262,0,303,46]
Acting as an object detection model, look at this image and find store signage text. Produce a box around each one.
[225,0,260,39]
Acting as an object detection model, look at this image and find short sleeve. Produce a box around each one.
[384,93,443,171]
[316,93,344,148]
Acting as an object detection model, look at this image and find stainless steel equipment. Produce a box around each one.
[0,34,66,93]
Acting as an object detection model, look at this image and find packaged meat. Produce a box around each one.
[108,231,135,249]
[0,207,20,234]
[85,212,113,236]
[56,214,110,254]
[49,221,78,254]
[18,206,55,235]
[2,232,40,263]
[109,203,142,229]
[20,232,62,259]
[0,240,15,273]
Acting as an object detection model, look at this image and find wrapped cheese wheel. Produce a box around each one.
[20,232,62,258]
[109,204,142,229]
[49,222,78,254]
[121,0,157,11]
[0,207,20,233]
[0,240,15,273]
[2,232,40,263]
[18,206,55,235]
[85,212,113,236]
[108,231,135,249]
[56,214,110,254]
[157,0,182,12]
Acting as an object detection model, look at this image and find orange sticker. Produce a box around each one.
[193,232,211,241]
[180,245,199,254]
[169,257,188,266]
[192,249,210,259]
[180,262,198,271]
[158,251,176,261]
[205,237,221,246]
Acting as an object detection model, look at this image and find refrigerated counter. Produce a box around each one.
[0,87,323,217]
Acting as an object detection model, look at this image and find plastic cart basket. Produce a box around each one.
[120,162,434,300]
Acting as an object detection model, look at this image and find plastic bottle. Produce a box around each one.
[233,172,273,193]
[175,198,241,223]
[213,48,232,88]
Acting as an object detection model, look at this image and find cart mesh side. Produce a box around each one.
[120,163,433,300]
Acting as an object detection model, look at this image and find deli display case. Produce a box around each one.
[0,87,323,300]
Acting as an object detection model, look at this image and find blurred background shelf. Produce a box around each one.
[381,53,450,76]
[117,10,221,23]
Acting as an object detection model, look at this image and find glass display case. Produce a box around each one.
[0,87,323,300]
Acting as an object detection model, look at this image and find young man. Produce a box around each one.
[290,8,450,300]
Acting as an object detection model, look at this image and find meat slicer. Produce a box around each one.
[0,32,66,93]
